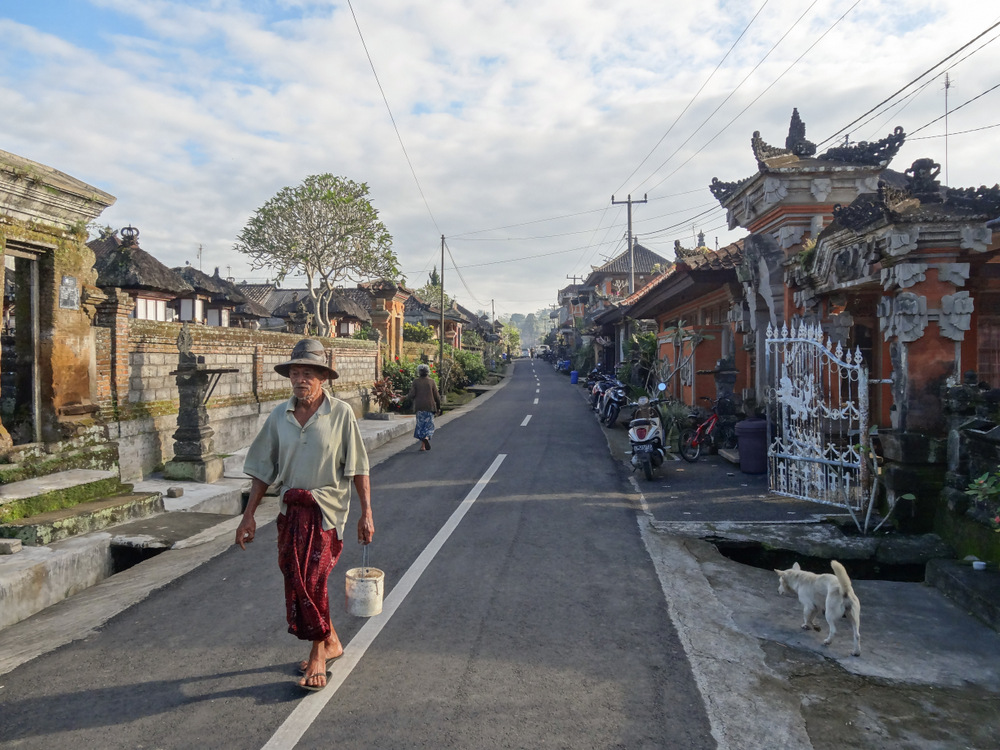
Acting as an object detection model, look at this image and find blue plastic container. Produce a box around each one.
[570,370,579,384]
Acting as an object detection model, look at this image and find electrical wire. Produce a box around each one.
[816,19,1000,149]
[447,187,705,240]
[857,29,1000,142]
[907,81,1000,137]
[644,0,862,195]
[346,0,441,236]
[908,122,1000,140]
[614,0,771,194]
[453,236,627,270]
[632,0,824,194]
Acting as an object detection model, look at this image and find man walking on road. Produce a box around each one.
[236,338,374,692]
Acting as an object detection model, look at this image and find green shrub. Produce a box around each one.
[439,357,466,393]
[403,322,435,343]
[454,349,487,385]
[385,357,419,407]
[352,324,376,341]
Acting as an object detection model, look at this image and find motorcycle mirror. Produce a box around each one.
[657,382,666,392]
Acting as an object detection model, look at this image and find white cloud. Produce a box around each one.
[2,0,999,317]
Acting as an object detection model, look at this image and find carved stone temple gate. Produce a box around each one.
[765,322,870,509]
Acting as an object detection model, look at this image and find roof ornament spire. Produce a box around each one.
[785,108,816,157]
[905,158,944,203]
[120,225,139,247]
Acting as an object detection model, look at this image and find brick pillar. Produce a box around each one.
[96,289,135,421]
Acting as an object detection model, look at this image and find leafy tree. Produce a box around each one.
[403,322,434,343]
[500,323,521,354]
[234,174,399,336]
[414,266,452,309]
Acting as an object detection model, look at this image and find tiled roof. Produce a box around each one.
[674,239,744,271]
[173,265,241,303]
[271,290,371,321]
[236,283,276,306]
[586,243,670,278]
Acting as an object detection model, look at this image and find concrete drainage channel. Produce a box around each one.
[654,519,955,584]
[0,485,247,632]
[709,537,929,581]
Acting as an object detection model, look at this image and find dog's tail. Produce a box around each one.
[831,560,854,597]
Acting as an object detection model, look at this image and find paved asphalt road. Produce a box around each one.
[0,360,713,749]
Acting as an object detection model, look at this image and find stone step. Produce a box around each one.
[0,469,128,530]
[110,511,237,551]
[0,441,118,484]
[0,491,162,546]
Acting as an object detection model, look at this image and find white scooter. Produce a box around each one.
[628,383,668,481]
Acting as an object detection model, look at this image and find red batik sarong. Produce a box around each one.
[276,489,344,642]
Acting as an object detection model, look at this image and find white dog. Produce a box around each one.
[774,560,861,656]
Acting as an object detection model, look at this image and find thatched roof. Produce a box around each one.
[89,230,194,295]
[271,290,371,322]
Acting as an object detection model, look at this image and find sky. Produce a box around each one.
[2,1,999,319]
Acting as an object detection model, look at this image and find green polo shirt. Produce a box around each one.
[243,393,369,538]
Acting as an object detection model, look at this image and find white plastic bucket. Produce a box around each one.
[345,567,384,617]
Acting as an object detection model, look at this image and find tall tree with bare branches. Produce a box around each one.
[234,174,399,336]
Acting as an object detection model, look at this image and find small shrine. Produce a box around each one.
[162,325,237,483]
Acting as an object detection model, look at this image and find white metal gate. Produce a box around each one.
[765,322,870,508]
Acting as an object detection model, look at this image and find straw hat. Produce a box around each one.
[274,338,339,380]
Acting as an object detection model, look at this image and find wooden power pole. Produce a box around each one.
[611,194,647,293]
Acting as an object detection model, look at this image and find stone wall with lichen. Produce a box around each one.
[95,320,378,480]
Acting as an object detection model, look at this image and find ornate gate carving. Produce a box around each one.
[765,322,870,508]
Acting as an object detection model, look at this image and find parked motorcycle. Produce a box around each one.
[589,374,617,410]
[628,383,668,481]
[595,377,623,417]
[584,366,609,389]
[601,382,628,427]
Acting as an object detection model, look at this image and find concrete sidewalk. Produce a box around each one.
[585,380,1000,748]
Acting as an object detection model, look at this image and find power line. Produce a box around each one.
[908,81,1000,137]
[346,0,441,235]
[633,0,824,194]
[448,187,706,240]
[857,30,1000,142]
[448,200,719,242]
[614,0,772,194]
[645,0,862,195]
[817,19,1000,149]
[908,121,1000,140]
[444,240,487,307]
[453,237,626,270]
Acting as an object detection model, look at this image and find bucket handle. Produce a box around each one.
[362,542,371,575]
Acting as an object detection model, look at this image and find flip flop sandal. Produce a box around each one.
[423,438,431,450]
[298,654,342,674]
[298,669,331,692]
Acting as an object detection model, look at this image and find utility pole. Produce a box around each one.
[197,244,203,272]
[944,73,951,186]
[611,194,647,293]
[440,235,445,368]
[565,274,584,284]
